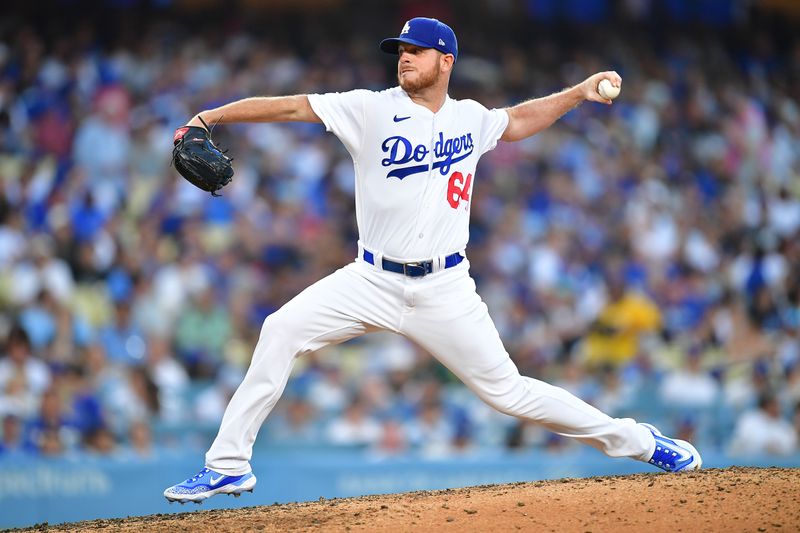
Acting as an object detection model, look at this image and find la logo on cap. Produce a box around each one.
[401,21,410,34]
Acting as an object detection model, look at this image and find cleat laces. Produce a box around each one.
[186,468,210,484]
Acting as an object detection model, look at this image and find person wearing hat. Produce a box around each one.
[164,17,698,503]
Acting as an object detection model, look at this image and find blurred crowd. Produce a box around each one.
[1,1,800,461]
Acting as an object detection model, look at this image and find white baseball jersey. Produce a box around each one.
[308,87,509,261]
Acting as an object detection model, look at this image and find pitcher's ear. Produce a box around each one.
[441,53,455,72]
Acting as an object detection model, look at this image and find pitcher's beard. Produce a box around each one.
[398,67,441,93]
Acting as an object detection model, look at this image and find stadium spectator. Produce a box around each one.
[144,335,189,423]
[126,419,155,459]
[82,425,117,456]
[266,396,320,445]
[583,276,662,368]
[0,326,51,402]
[25,386,81,455]
[0,414,30,455]
[370,419,409,457]
[325,396,382,447]
[174,287,231,378]
[729,392,798,456]
[659,345,720,409]
[97,300,147,366]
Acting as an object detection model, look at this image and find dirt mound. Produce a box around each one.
[19,467,799,532]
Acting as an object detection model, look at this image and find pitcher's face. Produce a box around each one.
[397,44,444,92]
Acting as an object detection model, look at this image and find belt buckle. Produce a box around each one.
[403,261,427,277]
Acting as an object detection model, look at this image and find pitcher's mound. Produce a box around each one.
[24,467,800,532]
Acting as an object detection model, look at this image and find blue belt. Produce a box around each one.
[362,249,464,278]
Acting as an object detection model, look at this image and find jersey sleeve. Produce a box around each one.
[478,107,510,155]
[307,90,369,156]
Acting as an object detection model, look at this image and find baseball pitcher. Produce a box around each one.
[165,17,701,503]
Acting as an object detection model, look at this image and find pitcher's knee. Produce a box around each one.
[486,398,519,417]
[480,389,533,417]
[258,311,302,352]
[477,376,545,419]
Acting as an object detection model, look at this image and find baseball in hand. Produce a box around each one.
[598,79,621,100]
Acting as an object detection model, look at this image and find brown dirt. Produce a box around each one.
[16,467,800,533]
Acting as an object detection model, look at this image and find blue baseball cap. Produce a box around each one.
[380,17,458,62]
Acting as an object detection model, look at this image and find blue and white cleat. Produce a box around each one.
[163,467,257,503]
[640,423,702,472]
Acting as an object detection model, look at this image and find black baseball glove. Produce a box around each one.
[172,117,233,196]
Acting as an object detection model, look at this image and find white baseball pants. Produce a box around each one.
[205,259,655,474]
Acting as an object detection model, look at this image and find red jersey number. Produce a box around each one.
[447,172,473,209]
